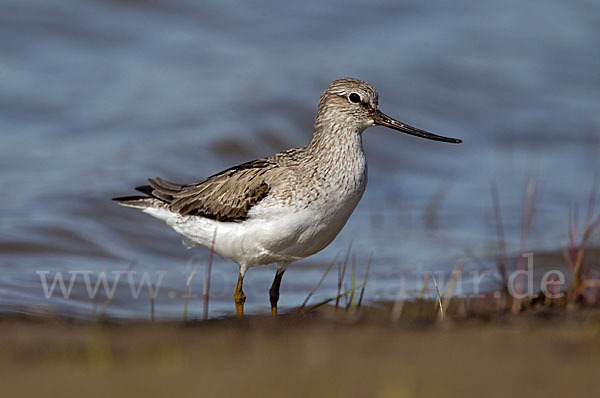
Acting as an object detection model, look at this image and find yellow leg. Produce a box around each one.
[234,271,246,318]
[269,267,285,316]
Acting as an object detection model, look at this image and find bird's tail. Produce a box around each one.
[113,183,169,210]
[112,195,162,210]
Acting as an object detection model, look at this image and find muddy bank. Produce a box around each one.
[1,306,599,398]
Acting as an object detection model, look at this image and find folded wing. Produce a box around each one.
[139,159,275,222]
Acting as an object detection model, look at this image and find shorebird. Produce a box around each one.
[114,78,461,317]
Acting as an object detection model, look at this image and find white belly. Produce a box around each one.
[243,189,365,264]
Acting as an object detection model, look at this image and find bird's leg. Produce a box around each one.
[269,264,287,316]
[234,266,247,318]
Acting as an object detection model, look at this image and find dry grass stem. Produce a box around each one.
[299,254,339,312]
[511,177,537,314]
[307,283,366,313]
[184,260,200,322]
[491,181,509,290]
[390,289,405,322]
[442,259,464,315]
[336,242,352,309]
[357,254,372,309]
[432,275,443,320]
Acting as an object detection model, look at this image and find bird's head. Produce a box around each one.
[315,77,462,144]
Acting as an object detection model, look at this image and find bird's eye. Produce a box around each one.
[349,93,361,103]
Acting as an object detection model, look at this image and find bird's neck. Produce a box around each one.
[307,124,364,159]
[305,122,367,191]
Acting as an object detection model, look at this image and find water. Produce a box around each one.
[1,0,599,319]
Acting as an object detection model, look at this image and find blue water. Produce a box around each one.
[1,0,599,319]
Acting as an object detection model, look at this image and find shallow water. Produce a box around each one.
[1,0,599,319]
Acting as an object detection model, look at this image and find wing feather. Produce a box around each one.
[144,159,276,221]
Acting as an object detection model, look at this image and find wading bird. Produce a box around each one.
[114,78,461,317]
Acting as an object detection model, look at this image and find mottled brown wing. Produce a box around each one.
[143,159,275,222]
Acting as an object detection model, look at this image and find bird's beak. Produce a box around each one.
[373,110,462,144]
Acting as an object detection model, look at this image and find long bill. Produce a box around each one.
[373,110,462,144]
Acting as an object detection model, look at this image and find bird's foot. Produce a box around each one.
[234,285,246,318]
[269,288,279,316]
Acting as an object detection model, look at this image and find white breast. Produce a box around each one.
[229,133,368,265]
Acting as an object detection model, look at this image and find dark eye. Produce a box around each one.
[349,93,361,103]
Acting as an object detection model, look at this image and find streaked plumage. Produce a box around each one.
[114,77,461,316]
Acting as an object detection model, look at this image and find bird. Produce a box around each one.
[113,77,461,317]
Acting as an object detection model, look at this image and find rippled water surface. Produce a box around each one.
[1,0,599,318]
